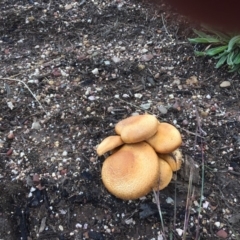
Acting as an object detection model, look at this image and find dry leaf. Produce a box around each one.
[186,76,198,86]
[179,155,200,184]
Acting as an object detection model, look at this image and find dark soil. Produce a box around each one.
[0,0,240,239]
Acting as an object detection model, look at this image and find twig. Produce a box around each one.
[194,108,205,240]
[173,175,177,240]
[118,98,151,112]
[182,169,194,239]
[1,77,47,115]
[224,218,240,240]
[153,189,167,240]
[228,170,240,176]
[161,14,173,40]
[179,127,204,138]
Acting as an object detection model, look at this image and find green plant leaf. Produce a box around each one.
[205,45,228,56]
[188,37,221,44]
[233,52,240,64]
[194,51,206,56]
[227,51,235,66]
[189,27,240,73]
[201,25,231,42]
[227,35,240,52]
[207,31,230,43]
[213,50,228,59]
[192,29,211,38]
[228,64,240,72]
[215,54,228,68]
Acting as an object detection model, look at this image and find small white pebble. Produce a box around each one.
[104,225,108,230]
[203,201,209,209]
[104,61,110,65]
[85,87,91,95]
[92,68,99,75]
[88,96,95,101]
[76,223,82,228]
[11,169,18,175]
[166,197,174,204]
[125,218,134,225]
[134,93,142,99]
[131,112,139,116]
[120,46,126,51]
[141,48,148,53]
[140,103,151,110]
[30,186,36,192]
[214,222,221,228]
[112,56,121,63]
[31,121,41,130]
[60,69,68,77]
[206,94,211,99]
[176,228,183,236]
[157,234,164,240]
[59,209,67,214]
[20,152,25,157]
[62,151,68,156]
[158,105,168,114]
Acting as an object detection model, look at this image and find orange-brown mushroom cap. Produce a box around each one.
[96,135,124,156]
[101,142,159,200]
[154,158,173,190]
[115,114,159,143]
[146,122,182,154]
[158,149,183,172]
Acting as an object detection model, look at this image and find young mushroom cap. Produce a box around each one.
[115,114,159,143]
[158,149,183,172]
[154,158,173,190]
[96,135,124,156]
[101,142,159,200]
[146,122,182,154]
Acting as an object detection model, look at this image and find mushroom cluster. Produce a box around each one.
[97,114,183,200]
